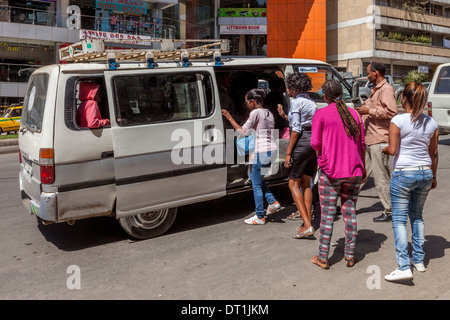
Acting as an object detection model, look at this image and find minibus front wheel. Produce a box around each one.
[118,208,177,240]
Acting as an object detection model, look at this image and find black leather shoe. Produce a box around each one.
[373,212,391,222]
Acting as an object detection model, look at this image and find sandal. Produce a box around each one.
[311,255,329,269]
[345,257,355,268]
[287,210,302,220]
[293,226,314,239]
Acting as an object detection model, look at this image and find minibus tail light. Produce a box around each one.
[427,102,432,117]
[39,148,54,184]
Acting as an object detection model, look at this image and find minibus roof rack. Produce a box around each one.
[59,39,230,66]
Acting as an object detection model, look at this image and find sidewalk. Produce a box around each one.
[0,138,19,155]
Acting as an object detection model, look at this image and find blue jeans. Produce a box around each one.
[251,152,277,218]
[390,168,433,271]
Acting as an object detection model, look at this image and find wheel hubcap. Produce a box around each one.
[133,209,169,230]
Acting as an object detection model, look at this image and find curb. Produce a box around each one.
[0,138,19,155]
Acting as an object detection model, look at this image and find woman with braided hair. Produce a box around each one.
[310,79,366,269]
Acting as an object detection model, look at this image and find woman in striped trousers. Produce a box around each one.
[310,80,367,269]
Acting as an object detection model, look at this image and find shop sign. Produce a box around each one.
[96,0,147,15]
[81,29,152,41]
[218,8,267,18]
[1,41,22,52]
[418,65,429,74]
[220,25,267,35]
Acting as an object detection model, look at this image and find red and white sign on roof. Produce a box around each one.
[80,29,152,41]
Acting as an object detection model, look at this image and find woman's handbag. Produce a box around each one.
[236,131,256,156]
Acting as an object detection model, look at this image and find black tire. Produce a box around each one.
[118,207,177,240]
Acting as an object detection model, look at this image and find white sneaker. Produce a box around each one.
[265,201,281,216]
[244,215,266,225]
[412,262,426,272]
[384,268,413,282]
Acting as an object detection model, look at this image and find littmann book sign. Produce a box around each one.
[220,25,267,35]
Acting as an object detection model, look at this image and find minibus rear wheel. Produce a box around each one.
[118,208,177,239]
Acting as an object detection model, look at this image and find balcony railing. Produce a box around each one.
[376,38,450,59]
[0,5,178,39]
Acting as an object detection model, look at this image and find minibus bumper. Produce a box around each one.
[21,189,57,223]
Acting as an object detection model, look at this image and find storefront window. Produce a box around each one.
[0,41,54,82]
[221,34,266,56]
[7,0,56,26]
[196,2,215,39]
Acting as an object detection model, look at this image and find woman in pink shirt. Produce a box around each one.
[310,80,366,269]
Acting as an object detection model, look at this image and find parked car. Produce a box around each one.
[422,82,431,92]
[427,63,450,134]
[0,104,22,134]
[355,75,404,101]
[355,77,372,101]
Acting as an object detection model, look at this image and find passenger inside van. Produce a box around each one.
[76,82,110,128]
[265,77,289,134]
[230,72,258,123]
[217,72,236,115]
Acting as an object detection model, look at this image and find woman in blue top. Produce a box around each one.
[382,82,439,282]
[278,73,317,239]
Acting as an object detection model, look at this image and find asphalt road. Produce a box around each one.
[1,136,449,304]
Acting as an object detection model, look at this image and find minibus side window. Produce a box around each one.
[113,72,212,126]
[65,76,109,131]
[435,67,450,94]
[21,74,48,133]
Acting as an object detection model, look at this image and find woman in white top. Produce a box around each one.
[382,82,439,282]
[222,88,280,225]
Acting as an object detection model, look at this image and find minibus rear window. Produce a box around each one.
[22,74,49,133]
[435,67,450,94]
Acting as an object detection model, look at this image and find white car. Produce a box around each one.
[427,63,450,134]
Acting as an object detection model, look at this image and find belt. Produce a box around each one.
[394,165,431,172]
[302,126,312,132]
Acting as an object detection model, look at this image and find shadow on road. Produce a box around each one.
[423,235,450,266]
[36,185,294,251]
[170,184,294,234]
[328,229,388,267]
[37,216,128,251]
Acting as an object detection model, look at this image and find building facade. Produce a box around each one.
[327,0,450,81]
[0,0,180,105]
[0,0,327,104]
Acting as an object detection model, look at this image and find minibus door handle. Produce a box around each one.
[101,151,114,159]
[204,124,215,142]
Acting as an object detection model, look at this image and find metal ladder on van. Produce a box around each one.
[59,39,231,69]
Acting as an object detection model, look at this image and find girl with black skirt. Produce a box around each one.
[278,73,318,239]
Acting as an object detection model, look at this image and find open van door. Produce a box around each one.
[104,67,226,238]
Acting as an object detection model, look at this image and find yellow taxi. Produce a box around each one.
[0,105,22,134]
